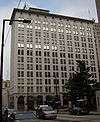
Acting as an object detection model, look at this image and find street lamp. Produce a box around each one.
[0,19,31,120]
[54,75,59,113]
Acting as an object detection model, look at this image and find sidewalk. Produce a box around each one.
[57,112,100,122]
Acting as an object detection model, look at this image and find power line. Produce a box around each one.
[17,0,22,8]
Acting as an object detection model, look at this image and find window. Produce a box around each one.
[17,71,24,77]
[67,41,72,46]
[45,86,51,93]
[89,43,93,48]
[17,43,24,47]
[36,86,42,93]
[68,53,73,58]
[45,79,51,84]
[36,64,42,70]
[36,57,42,63]
[75,54,81,59]
[60,59,66,64]
[74,36,79,41]
[27,44,33,48]
[59,40,65,45]
[35,44,41,49]
[52,52,58,57]
[27,71,33,77]
[27,57,33,63]
[18,56,24,62]
[53,65,58,70]
[62,79,65,84]
[52,46,57,51]
[69,66,74,71]
[53,72,59,77]
[73,25,78,29]
[82,48,87,53]
[44,58,50,63]
[18,49,24,55]
[66,24,71,28]
[90,55,94,60]
[89,49,94,54]
[68,47,73,52]
[59,34,64,39]
[45,72,51,77]
[36,79,42,85]
[60,53,66,58]
[68,59,74,65]
[27,50,33,56]
[36,72,42,77]
[44,45,49,50]
[61,72,67,78]
[66,29,71,34]
[66,35,72,40]
[73,30,78,35]
[27,64,33,70]
[75,48,80,53]
[81,37,86,42]
[52,58,58,64]
[44,51,50,57]
[82,43,87,47]
[44,65,50,70]
[83,54,88,59]
[59,46,65,51]
[27,79,33,85]
[35,51,41,56]
[74,42,80,47]
[61,66,67,71]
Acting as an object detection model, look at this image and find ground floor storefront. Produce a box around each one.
[8,93,68,111]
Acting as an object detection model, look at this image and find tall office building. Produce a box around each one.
[9,8,99,110]
[95,0,100,22]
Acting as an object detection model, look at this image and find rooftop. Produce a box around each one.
[10,7,94,25]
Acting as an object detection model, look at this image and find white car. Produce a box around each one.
[36,105,57,119]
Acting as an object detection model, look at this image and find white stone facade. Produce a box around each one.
[9,8,99,110]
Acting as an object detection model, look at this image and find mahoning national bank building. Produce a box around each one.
[9,7,99,110]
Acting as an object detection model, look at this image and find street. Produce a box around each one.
[15,113,100,122]
[15,119,68,122]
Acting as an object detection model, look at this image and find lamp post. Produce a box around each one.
[0,19,31,120]
[54,75,59,113]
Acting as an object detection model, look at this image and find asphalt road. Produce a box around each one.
[15,119,69,122]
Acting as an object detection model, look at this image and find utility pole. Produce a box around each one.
[54,75,59,113]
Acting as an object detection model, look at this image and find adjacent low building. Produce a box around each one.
[2,80,10,108]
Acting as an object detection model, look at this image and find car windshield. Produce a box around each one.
[42,106,53,111]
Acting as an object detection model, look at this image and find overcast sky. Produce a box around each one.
[0,0,98,80]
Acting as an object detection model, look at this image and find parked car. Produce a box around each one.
[69,106,89,115]
[36,105,57,119]
[69,99,89,115]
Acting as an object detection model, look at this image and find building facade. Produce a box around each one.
[10,8,99,110]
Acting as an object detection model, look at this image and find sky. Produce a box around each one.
[0,0,98,80]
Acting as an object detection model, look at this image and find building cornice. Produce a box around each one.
[10,8,95,25]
